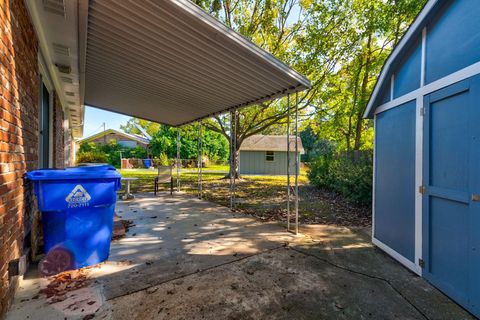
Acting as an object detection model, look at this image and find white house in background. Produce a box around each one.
[239,135,304,175]
[79,129,150,149]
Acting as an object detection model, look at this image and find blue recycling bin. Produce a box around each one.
[143,159,152,168]
[27,165,121,270]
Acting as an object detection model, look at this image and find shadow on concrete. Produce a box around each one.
[7,193,475,320]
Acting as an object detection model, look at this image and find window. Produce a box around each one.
[39,84,50,168]
[118,140,136,148]
[265,151,275,162]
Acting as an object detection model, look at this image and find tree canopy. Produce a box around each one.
[192,0,425,153]
[121,118,229,162]
[117,0,426,168]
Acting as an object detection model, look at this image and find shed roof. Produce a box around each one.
[240,135,304,154]
[79,129,150,145]
[82,0,311,127]
[363,0,444,118]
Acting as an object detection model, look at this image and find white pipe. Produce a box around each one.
[198,121,203,199]
[232,110,237,209]
[286,94,291,231]
[295,92,299,235]
[176,127,181,192]
[230,112,233,211]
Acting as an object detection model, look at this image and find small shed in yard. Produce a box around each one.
[79,129,150,149]
[365,0,480,317]
[239,135,304,175]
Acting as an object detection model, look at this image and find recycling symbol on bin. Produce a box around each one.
[65,184,91,207]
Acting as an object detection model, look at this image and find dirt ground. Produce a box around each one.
[239,185,371,227]
[7,193,473,320]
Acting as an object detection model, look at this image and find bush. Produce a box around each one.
[157,153,170,166]
[77,141,150,168]
[126,145,147,159]
[308,151,373,205]
[76,151,108,164]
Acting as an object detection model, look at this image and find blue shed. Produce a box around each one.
[364,0,480,317]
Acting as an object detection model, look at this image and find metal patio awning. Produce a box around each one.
[81,0,310,127]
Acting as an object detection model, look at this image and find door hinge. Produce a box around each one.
[419,185,426,194]
[418,258,425,268]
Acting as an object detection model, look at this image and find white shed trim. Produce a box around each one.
[374,61,480,116]
[363,0,440,118]
[372,237,422,275]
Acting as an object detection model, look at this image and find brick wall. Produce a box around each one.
[64,128,74,167]
[0,0,39,317]
[52,93,64,168]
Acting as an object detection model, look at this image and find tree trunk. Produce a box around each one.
[224,110,242,179]
[225,148,240,179]
[354,33,373,151]
[224,144,241,179]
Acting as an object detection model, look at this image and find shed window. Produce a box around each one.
[265,151,275,162]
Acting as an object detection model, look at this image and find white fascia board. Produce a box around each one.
[26,1,65,107]
[25,0,84,138]
[78,0,89,137]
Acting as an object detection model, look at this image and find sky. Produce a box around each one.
[82,106,132,138]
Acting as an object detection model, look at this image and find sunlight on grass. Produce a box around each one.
[116,167,369,226]
[118,167,308,216]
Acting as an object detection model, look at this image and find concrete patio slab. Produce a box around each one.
[6,193,475,320]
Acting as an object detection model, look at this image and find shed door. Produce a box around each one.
[423,75,480,316]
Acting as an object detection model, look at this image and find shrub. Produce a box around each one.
[126,146,147,159]
[157,153,170,166]
[308,151,373,205]
[77,141,150,168]
[76,151,108,164]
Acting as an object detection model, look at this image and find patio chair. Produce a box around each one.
[154,165,173,195]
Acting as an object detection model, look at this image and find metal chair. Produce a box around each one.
[154,165,173,195]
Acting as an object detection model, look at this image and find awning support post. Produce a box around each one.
[286,94,291,231]
[198,121,203,199]
[229,111,234,211]
[176,127,181,192]
[294,92,299,235]
[232,109,237,210]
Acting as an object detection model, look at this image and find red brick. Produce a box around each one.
[0,0,38,317]
[0,1,73,316]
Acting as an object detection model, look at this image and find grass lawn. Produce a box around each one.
[118,166,371,227]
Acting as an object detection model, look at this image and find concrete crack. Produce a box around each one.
[107,245,286,301]
[289,247,430,320]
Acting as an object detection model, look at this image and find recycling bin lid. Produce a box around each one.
[26,164,121,181]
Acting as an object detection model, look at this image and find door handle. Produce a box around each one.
[472,194,480,201]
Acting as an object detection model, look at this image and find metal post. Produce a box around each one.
[229,111,234,211]
[294,92,299,235]
[176,127,181,192]
[198,121,203,199]
[232,109,237,209]
[286,94,291,231]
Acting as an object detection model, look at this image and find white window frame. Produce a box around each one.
[265,151,275,162]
